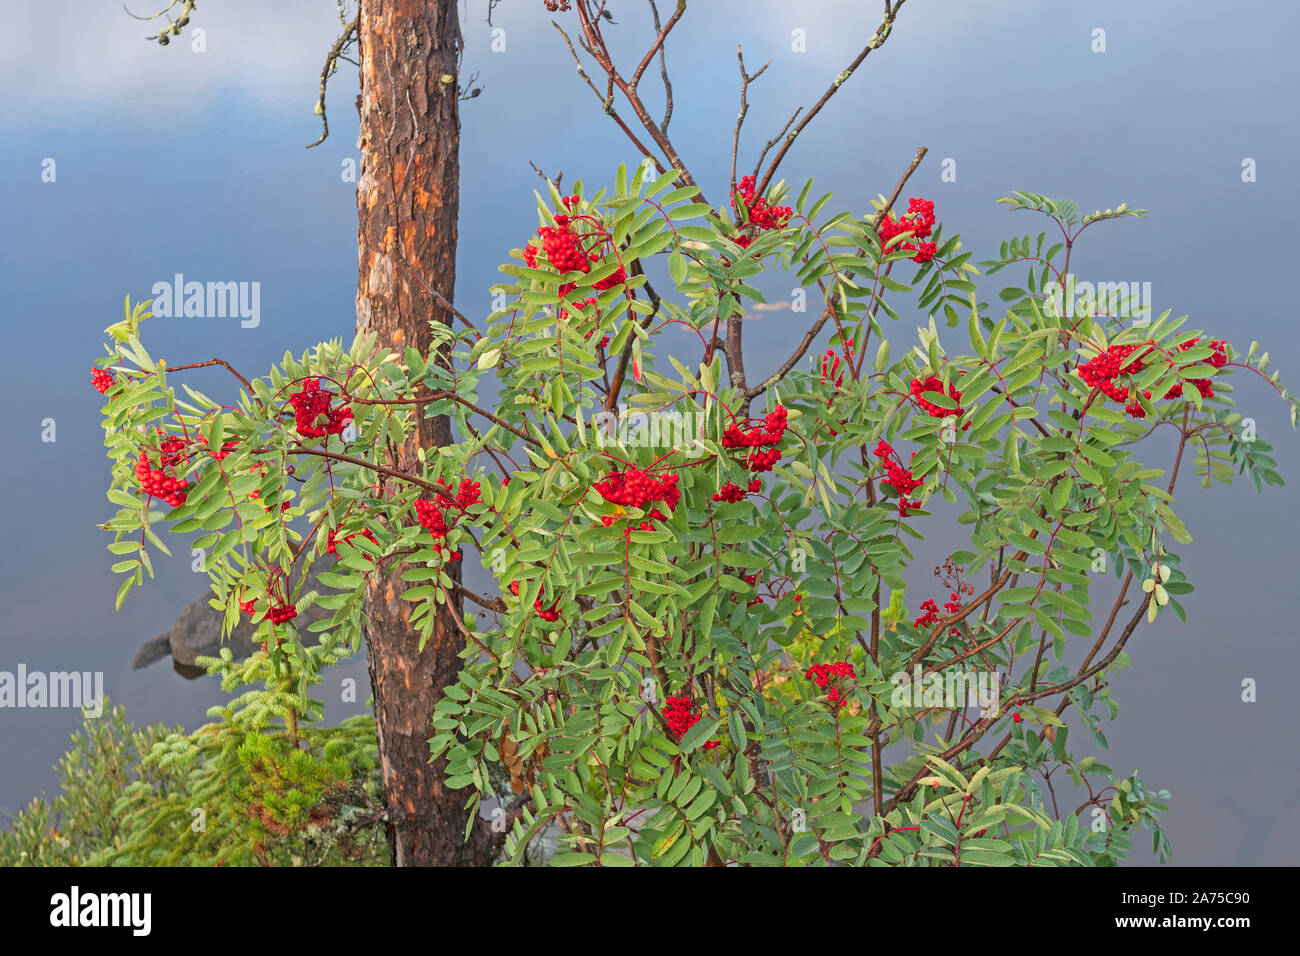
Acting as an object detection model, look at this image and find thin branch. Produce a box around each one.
[126,0,196,45]
[745,146,927,399]
[529,160,564,195]
[604,260,661,411]
[870,143,927,231]
[307,15,360,148]
[730,46,770,197]
[392,247,483,339]
[630,0,685,89]
[166,358,259,403]
[755,0,909,197]
[750,108,801,184]
[550,20,669,176]
[647,1,676,132]
[350,389,540,447]
[455,582,508,614]
[572,1,704,198]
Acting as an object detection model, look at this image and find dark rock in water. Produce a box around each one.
[132,633,172,670]
[133,570,334,678]
[172,660,207,680]
[167,595,262,666]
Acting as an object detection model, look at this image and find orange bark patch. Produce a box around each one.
[415,187,430,209]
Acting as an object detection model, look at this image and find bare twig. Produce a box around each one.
[166,358,260,404]
[647,1,676,132]
[551,20,669,176]
[745,145,927,399]
[870,143,928,231]
[755,0,909,196]
[307,15,360,148]
[730,47,770,196]
[570,1,703,198]
[529,160,564,195]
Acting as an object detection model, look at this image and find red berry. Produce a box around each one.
[91,367,116,393]
[878,198,938,262]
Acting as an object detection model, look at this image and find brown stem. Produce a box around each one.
[746,146,927,399]
[755,0,909,197]
[166,358,258,402]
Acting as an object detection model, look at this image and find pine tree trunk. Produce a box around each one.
[355,0,493,866]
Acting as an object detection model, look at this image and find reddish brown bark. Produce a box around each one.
[355,0,492,866]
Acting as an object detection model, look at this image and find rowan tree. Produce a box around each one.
[95,0,1295,865]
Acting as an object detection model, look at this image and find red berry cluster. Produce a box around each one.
[135,439,190,507]
[524,195,627,292]
[414,477,480,558]
[507,579,561,622]
[805,661,856,708]
[414,499,447,537]
[1188,337,1228,370]
[914,599,940,628]
[910,375,964,419]
[245,461,267,501]
[722,405,787,472]
[730,175,792,249]
[434,477,482,511]
[239,593,297,626]
[739,568,765,607]
[711,477,762,503]
[157,434,189,467]
[289,379,353,439]
[594,468,681,531]
[91,367,116,394]
[820,350,846,390]
[820,348,855,435]
[266,602,298,625]
[743,448,778,472]
[543,1,571,12]
[873,440,923,515]
[211,438,241,461]
[1163,337,1227,402]
[560,296,593,320]
[879,198,937,263]
[915,561,979,634]
[662,695,720,749]
[722,404,787,449]
[1075,343,1150,415]
[326,526,378,561]
[1077,338,1228,419]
